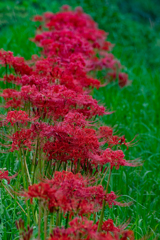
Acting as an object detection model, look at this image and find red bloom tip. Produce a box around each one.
[32,15,43,22]
[61,5,71,12]
[6,110,30,126]
[0,170,17,184]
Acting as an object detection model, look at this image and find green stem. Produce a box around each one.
[44,205,48,240]
[49,213,54,234]
[32,138,39,184]
[39,146,42,178]
[76,159,80,173]
[56,209,59,226]
[1,182,27,216]
[38,201,42,240]
[45,161,50,177]
[5,64,8,81]
[56,161,62,172]
[63,162,67,171]
[28,100,31,117]
[23,148,31,185]
[19,148,27,189]
[65,211,69,229]
[71,161,73,172]
[97,168,112,232]
[100,167,109,185]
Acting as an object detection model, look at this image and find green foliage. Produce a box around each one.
[0,0,160,239]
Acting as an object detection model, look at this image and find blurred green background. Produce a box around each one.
[0,0,160,239]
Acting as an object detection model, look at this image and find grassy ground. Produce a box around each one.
[0,0,160,239]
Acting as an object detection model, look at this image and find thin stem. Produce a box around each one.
[1,182,27,216]
[99,167,109,185]
[93,213,96,223]
[23,148,31,185]
[49,213,54,234]
[45,161,50,177]
[5,63,8,81]
[39,145,42,178]
[105,168,112,194]
[38,201,42,240]
[71,161,73,172]
[76,159,80,173]
[19,148,27,189]
[32,138,39,184]
[44,205,48,240]
[65,211,69,229]
[59,210,62,227]
[56,209,59,226]
[63,162,67,171]
[97,168,112,232]
[28,100,31,117]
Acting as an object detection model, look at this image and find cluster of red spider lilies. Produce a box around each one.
[0,5,137,240]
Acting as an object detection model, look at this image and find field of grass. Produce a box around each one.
[0,0,160,239]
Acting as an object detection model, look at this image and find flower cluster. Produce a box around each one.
[32,6,129,88]
[0,170,17,183]
[22,171,122,216]
[49,217,134,240]
[0,5,137,239]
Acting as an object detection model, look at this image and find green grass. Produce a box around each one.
[0,0,160,239]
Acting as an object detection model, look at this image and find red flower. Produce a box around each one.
[0,49,14,66]
[0,170,17,184]
[101,219,120,232]
[99,126,129,148]
[49,216,133,240]
[32,15,43,22]
[101,148,137,170]
[22,182,50,203]
[10,129,35,151]
[6,110,30,126]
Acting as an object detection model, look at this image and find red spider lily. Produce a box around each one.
[22,182,50,203]
[101,219,120,232]
[1,84,108,119]
[6,112,137,174]
[32,15,43,22]
[101,148,137,170]
[0,5,138,239]
[16,219,33,240]
[121,230,134,240]
[12,56,33,76]
[61,5,71,12]
[10,129,35,151]
[108,72,131,88]
[6,110,31,126]
[0,50,32,76]
[0,88,22,109]
[42,125,100,164]
[0,49,14,66]
[89,150,138,171]
[99,126,129,148]
[22,171,122,215]
[3,74,21,84]
[49,217,134,240]
[0,170,17,184]
[31,6,130,88]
